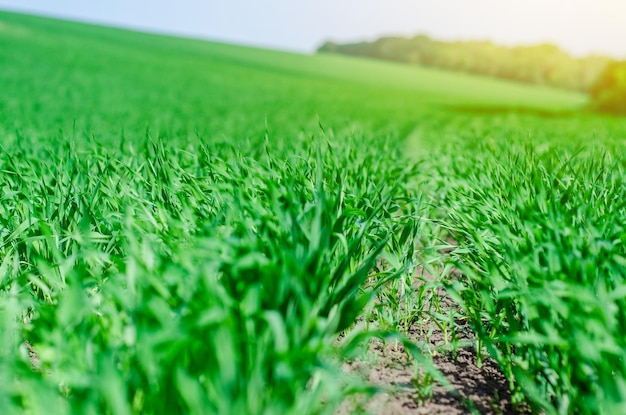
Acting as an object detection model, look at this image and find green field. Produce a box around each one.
[1,10,625,415]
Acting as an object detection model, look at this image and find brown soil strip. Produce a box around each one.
[338,255,529,414]
[336,326,528,415]
[338,326,528,415]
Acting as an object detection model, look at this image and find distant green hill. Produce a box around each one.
[0,11,585,147]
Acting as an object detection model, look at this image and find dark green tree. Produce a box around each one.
[590,61,626,115]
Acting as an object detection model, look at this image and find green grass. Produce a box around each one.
[1,9,625,415]
[421,120,626,414]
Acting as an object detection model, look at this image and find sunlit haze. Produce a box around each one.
[0,0,625,57]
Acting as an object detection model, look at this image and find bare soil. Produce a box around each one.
[337,253,530,415]
[338,323,528,415]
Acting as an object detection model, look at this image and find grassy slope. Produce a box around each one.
[2,10,625,415]
[0,10,585,148]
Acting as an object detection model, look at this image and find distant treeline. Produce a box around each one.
[318,35,613,92]
[590,61,626,114]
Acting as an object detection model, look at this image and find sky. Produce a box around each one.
[1,0,625,58]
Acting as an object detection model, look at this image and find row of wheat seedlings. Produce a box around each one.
[430,135,626,414]
[0,132,425,414]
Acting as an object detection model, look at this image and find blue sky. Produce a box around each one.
[1,0,625,58]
